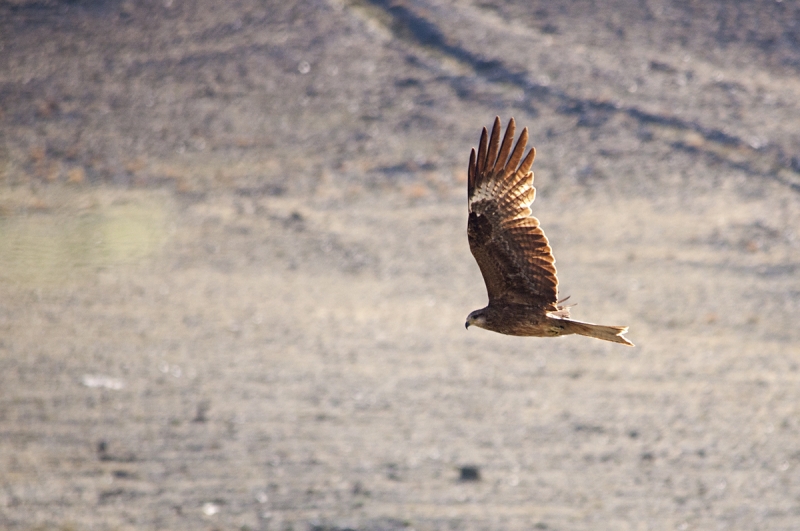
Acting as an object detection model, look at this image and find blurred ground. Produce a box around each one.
[1,1,800,530]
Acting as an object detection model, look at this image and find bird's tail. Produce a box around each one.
[563,319,634,346]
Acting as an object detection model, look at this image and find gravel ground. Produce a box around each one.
[1,1,800,530]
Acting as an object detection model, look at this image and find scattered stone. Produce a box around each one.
[458,466,480,482]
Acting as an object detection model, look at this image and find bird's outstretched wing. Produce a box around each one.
[467,117,558,310]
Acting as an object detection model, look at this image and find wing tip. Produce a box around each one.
[469,117,539,203]
[519,145,536,175]
[476,126,489,173]
[468,147,476,197]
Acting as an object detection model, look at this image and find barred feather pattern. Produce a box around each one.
[467,117,559,310]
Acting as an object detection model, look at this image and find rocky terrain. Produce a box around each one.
[1,1,800,529]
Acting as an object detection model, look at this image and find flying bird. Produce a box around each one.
[465,117,633,346]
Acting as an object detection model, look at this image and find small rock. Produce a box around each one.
[202,502,220,516]
[458,465,480,481]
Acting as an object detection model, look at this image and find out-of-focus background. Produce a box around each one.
[2,0,800,529]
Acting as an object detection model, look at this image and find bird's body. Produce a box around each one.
[465,117,633,346]
[466,301,562,336]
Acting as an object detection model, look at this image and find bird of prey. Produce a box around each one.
[465,117,633,346]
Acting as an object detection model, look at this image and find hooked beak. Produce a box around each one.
[465,321,470,330]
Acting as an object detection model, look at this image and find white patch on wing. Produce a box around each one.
[469,177,501,209]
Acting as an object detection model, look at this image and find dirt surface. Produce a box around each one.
[2,1,800,530]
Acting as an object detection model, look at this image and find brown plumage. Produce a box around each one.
[465,117,633,346]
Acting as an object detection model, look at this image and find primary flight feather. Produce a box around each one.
[465,117,633,346]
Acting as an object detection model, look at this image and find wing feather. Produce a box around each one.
[468,148,476,193]
[505,128,528,176]
[485,116,502,174]
[476,126,488,176]
[467,117,558,309]
[493,118,516,174]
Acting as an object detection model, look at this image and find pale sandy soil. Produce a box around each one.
[1,1,800,530]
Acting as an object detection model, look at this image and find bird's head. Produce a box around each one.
[465,309,488,330]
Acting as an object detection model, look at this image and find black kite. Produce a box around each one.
[465,117,633,346]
